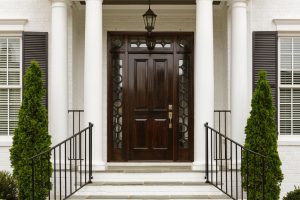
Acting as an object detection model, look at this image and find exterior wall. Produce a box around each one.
[249,0,300,198]
[0,0,51,172]
[278,144,300,198]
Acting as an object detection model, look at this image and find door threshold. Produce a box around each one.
[107,162,192,167]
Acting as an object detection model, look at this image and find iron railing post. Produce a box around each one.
[31,159,35,200]
[88,122,93,183]
[205,122,209,183]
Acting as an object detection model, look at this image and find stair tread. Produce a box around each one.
[70,185,227,195]
[69,194,230,199]
[85,181,207,186]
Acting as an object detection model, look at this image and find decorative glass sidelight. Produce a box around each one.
[178,59,189,148]
[112,57,123,149]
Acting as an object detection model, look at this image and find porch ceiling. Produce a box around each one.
[79,0,222,5]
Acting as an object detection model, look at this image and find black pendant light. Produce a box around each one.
[143,0,157,34]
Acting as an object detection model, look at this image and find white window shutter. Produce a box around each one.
[0,37,21,136]
[0,38,7,85]
[280,38,292,85]
[8,38,21,86]
[279,37,300,135]
[0,89,8,135]
[280,88,291,135]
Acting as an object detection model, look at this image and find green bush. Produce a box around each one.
[10,61,52,200]
[241,71,283,200]
[0,171,17,200]
[283,187,300,200]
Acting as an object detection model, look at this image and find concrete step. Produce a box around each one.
[68,185,230,199]
[92,171,206,182]
[68,163,229,200]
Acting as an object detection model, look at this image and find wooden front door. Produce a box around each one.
[128,54,174,160]
[108,32,194,162]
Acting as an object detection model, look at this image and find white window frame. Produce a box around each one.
[278,33,300,144]
[0,34,22,145]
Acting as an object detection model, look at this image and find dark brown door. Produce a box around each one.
[128,54,174,160]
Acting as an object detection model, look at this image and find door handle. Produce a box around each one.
[168,112,172,128]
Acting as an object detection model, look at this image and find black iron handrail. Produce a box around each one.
[68,110,84,136]
[214,110,231,161]
[68,110,84,160]
[205,123,266,200]
[29,122,93,200]
[214,110,231,137]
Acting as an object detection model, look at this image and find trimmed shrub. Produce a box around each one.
[0,171,17,200]
[241,71,283,200]
[283,187,300,200]
[10,61,52,200]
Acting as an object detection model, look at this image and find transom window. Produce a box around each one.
[0,37,22,136]
[279,36,300,135]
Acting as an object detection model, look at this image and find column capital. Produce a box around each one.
[85,0,104,3]
[51,0,69,3]
[51,0,70,7]
[228,0,248,7]
[195,0,213,3]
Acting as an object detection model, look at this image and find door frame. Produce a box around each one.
[107,31,194,162]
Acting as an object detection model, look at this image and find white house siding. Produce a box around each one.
[0,144,11,172]
[250,0,300,198]
[0,0,51,172]
[278,144,300,198]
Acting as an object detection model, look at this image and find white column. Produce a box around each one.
[84,0,105,170]
[49,0,68,145]
[193,0,214,171]
[230,0,248,144]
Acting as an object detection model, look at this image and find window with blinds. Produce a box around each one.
[279,37,300,135]
[0,37,22,136]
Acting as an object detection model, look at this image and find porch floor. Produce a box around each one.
[69,163,230,200]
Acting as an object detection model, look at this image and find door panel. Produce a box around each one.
[152,119,168,149]
[153,59,168,110]
[134,60,149,110]
[133,119,148,149]
[128,54,173,160]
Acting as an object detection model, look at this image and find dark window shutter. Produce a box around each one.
[22,32,48,108]
[252,31,278,121]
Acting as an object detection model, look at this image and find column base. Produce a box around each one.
[93,161,107,171]
[192,161,206,171]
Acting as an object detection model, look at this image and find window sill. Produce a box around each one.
[278,136,300,146]
[0,136,12,147]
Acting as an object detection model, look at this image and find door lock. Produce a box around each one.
[168,112,172,128]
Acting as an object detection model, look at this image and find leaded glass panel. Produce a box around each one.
[178,59,189,148]
[112,57,123,148]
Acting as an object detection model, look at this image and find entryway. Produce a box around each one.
[108,32,194,162]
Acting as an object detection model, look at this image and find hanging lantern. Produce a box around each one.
[143,0,157,34]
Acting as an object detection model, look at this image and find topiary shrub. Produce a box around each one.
[0,171,18,200]
[10,61,52,200]
[283,187,300,200]
[241,71,283,200]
